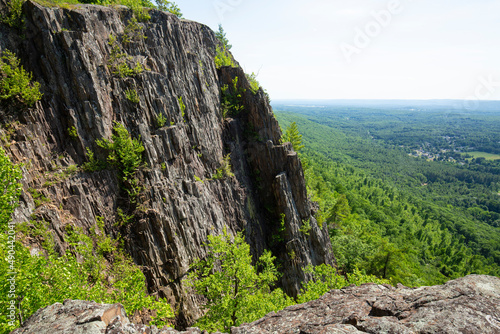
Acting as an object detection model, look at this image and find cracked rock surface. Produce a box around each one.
[11,275,500,334]
[233,274,500,334]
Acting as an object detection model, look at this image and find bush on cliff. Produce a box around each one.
[0,50,42,107]
[188,230,294,332]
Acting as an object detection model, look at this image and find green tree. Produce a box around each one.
[282,122,304,152]
[0,50,42,106]
[188,230,293,332]
[214,25,235,69]
[156,0,183,17]
[215,24,232,50]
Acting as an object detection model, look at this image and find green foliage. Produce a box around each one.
[32,0,81,7]
[275,108,500,287]
[221,76,244,118]
[215,45,234,69]
[93,122,144,206]
[0,147,21,231]
[29,0,183,20]
[117,0,151,21]
[107,34,145,78]
[95,122,144,179]
[81,147,106,172]
[0,218,174,333]
[178,96,186,121]
[297,264,390,304]
[156,112,167,128]
[156,0,183,17]
[27,187,50,207]
[122,16,146,45]
[282,122,304,152]
[246,72,260,95]
[299,219,311,236]
[271,213,286,244]
[213,24,233,68]
[188,230,293,332]
[67,126,78,140]
[0,50,42,106]
[1,0,24,28]
[211,154,234,180]
[125,88,140,103]
[215,24,232,51]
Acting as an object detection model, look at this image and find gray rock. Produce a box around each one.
[11,275,500,333]
[233,274,500,334]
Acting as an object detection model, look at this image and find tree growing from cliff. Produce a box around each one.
[0,50,42,107]
[215,24,232,50]
[282,122,304,152]
[188,230,293,332]
[155,0,183,17]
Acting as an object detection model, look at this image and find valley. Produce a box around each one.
[274,100,500,286]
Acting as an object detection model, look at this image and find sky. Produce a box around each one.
[173,0,500,101]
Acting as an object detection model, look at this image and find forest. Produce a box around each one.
[274,100,500,287]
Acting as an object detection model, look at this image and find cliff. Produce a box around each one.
[0,0,333,327]
[11,275,500,333]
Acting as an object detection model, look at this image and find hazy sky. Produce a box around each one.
[174,0,500,101]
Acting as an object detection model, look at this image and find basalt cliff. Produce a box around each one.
[0,0,333,327]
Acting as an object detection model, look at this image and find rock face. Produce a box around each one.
[234,275,500,334]
[0,0,333,326]
[11,275,500,334]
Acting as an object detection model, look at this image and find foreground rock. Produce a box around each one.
[12,275,500,334]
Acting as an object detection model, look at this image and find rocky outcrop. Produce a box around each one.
[0,0,332,326]
[234,274,500,334]
[10,299,204,334]
[11,275,500,334]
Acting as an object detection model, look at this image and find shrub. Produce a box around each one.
[215,45,234,69]
[221,77,244,118]
[0,50,42,106]
[67,126,78,140]
[107,34,145,78]
[299,218,311,236]
[81,147,106,172]
[246,72,260,95]
[1,0,24,28]
[96,122,144,179]
[125,88,140,103]
[211,154,233,180]
[0,218,174,333]
[122,16,146,45]
[0,147,21,231]
[214,25,235,68]
[118,0,151,22]
[178,96,186,121]
[156,113,167,128]
[297,264,390,303]
[282,122,304,152]
[215,25,231,50]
